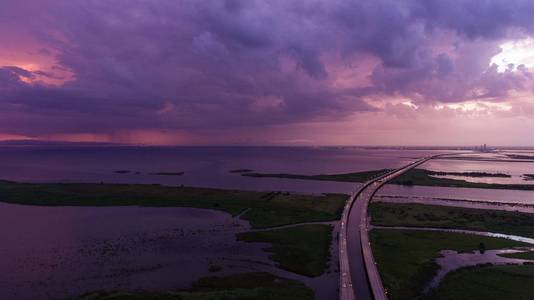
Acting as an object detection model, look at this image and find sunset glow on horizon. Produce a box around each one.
[2,0,534,146]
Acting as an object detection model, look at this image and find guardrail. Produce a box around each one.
[339,168,405,300]
[341,154,447,300]
[361,157,433,299]
[363,154,452,299]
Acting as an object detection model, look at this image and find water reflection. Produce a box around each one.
[427,248,534,292]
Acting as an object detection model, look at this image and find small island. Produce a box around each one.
[229,169,254,173]
[148,171,185,176]
[114,170,131,174]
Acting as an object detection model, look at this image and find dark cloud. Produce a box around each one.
[1,0,534,139]
[0,67,31,90]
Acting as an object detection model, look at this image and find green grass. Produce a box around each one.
[237,225,333,277]
[78,272,313,300]
[240,192,346,228]
[425,264,534,299]
[369,202,534,238]
[499,251,534,260]
[370,229,527,300]
[0,181,347,229]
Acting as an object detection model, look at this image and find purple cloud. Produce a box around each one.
[1,0,534,143]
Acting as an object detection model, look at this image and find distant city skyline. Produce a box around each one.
[2,1,534,146]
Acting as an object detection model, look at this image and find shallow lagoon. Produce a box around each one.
[0,204,261,299]
[0,202,339,300]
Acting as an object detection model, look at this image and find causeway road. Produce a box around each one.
[339,155,442,300]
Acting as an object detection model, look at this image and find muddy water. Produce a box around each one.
[0,203,338,300]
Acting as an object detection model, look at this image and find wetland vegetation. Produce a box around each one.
[237,224,333,277]
[370,229,527,300]
[242,168,534,190]
[369,202,534,238]
[0,180,346,229]
[425,264,534,299]
[78,272,314,300]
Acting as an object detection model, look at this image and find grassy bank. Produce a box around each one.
[369,202,534,238]
[242,169,388,183]
[370,229,526,300]
[242,168,534,190]
[424,171,511,177]
[499,251,534,260]
[0,181,346,229]
[425,264,534,299]
[391,169,534,190]
[237,224,333,277]
[78,272,313,300]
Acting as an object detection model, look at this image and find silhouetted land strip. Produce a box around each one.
[148,171,185,176]
[506,154,534,160]
[237,224,333,277]
[440,156,534,163]
[370,229,527,300]
[114,170,131,174]
[243,168,534,190]
[369,202,534,238]
[79,272,313,300]
[243,169,389,182]
[499,251,534,260]
[391,169,533,190]
[0,181,346,229]
[114,170,183,175]
[424,264,534,299]
[428,171,511,177]
[229,169,254,173]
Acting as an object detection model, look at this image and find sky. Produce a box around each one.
[2,0,534,146]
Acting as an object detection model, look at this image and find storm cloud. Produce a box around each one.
[2,0,534,144]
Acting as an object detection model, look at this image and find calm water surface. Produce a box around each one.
[0,146,441,193]
[0,203,269,299]
[1,146,533,202]
[2,146,534,299]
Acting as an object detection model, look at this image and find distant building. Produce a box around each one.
[476,144,496,153]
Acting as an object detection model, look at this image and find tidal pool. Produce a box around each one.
[426,248,534,292]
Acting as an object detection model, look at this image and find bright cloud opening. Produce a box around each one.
[445,101,512,113]
[490,37,534,72]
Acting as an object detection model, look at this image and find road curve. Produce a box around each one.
[340,154,443,300]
